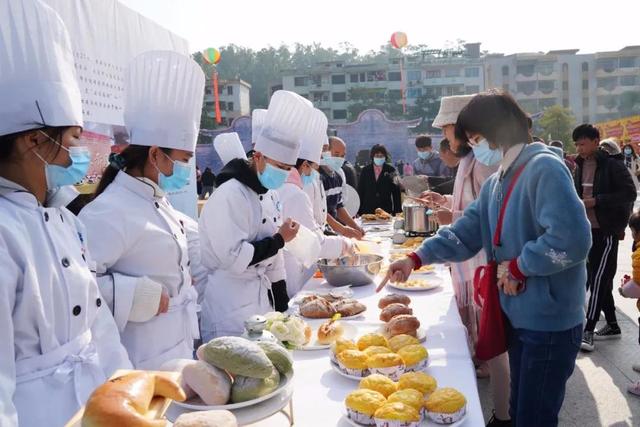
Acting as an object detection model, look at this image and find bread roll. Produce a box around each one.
[317,320,345,345]
[82,372,186,427]
[182,361,231,405]
[333,299,366,317]
[300,297,337,318]
[174,410,237,427]
[380,303,413,322]
[159,358,197,399]
[385,315,420,337]
[378,294,411,309]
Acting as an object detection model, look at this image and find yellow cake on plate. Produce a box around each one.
[364,346,394,358]
[388,334,420,352]
[367,353,405,380]
[331,338,358,363]
[337,349,369,376]
[387,389,424,416]
[424,387,467,424]
[373,402,421,427]
[345,389,387,426]
[397,344,429,372]
[359,374,398,398]
[397,372,437,396]
[357,333,390,351]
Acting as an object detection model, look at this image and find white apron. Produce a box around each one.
[0,178,131,427]
[79,172,199,369]
[199,180,284,340]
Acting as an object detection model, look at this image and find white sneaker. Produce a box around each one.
[581,331,595,352]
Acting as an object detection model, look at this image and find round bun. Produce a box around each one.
[380,303,413,322]
[378,294,411,309]
[385,315,420,337]
[317,320,345,345]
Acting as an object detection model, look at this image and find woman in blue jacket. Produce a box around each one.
[384,91,591,427]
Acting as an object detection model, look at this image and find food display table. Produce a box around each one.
[168,223,484,426]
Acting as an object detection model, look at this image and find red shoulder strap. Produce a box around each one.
[493,163,527,247]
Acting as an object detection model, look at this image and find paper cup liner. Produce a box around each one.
[347,408,376,425]
[374,418,420,427]
[404,358,429,372]
[369,365,405,381]
[426,405,467,424]
[331,352,339,364]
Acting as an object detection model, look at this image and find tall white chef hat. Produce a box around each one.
[298,108,328,165]
[254,90,312,165]
[214,132,247,165]
[124,50,205,152]
[251,109,267,144]
[0,0,83,137]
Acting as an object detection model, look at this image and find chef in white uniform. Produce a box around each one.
[0,1,131,425]
[214,132,248,165]
[278,108,353,295]
[199,91,312,339]
[79,51,205,369]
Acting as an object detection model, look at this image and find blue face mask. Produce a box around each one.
[417,151,433,160]
[157,152,192,192]
[624,148,633,156]
[373,157,386,166]
[35,134,91,190]
[302,169,319,187]
[325,155,345,172]
[259,162,289,190]
[472,138,503,166]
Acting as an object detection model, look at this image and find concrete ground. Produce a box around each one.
[478,202,640,427]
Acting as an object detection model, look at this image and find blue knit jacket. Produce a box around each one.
[416,143,591,332]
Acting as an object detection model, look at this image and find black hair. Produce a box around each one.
[630,211,640,233]
[454,91,530,148]
[415,135,432,148]
[439,138,451,152]
[370,144,389,161]
[295,158,308,169]
[94,145,171,198]
[572,124,600,142]
[0,126,70,162]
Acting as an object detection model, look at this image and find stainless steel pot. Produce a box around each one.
[403,203,439,234]
[317,254,384,287]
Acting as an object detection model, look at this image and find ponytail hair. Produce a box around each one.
[93,144,171,198]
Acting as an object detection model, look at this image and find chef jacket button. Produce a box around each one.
[60,214,64,222]
[44,212,49,222]
[187,260,191,266]
[273,217,276,222]
[181,228,185,234]
[61,257,70,268]
[72,305,81,316]
[154,202,160,208]
[96,298,102,307]
[173,233,178,239]
[256,263,260,268]
[180,265,184,271]
[259,196,263,201]
[262,218,266,224]
[81,254,86,262]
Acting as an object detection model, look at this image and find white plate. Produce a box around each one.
[341,411,468,427]
[330,360,368,380]
[295,322,359,351]
[388,277,444,292]
[173,373,292,411]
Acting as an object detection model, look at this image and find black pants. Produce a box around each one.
[585,229,619,331]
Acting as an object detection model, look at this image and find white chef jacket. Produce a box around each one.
[79,172,199,370]
[199,179,286,340]
[302,174,328,228]
[0,178,131,427]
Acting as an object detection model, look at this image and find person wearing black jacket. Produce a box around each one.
[573,124,636,351]
[342,159,358,189]
[357,144,402,215]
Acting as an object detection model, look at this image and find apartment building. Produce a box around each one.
[204,78,251,126]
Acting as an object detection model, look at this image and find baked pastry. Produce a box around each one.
[424,388,467,424]
[385,315,420,337]
[387,389,425,415]
[317,319,344,345]
[380,303,413,322]
[334,299,367,317]
[345,389,387,426]
[82,371,186,427]
[337,349,369,376]
[330,338,357,363]
[299,297,337,318]
[375,208,392,220]
[378,294,411,309]
[398,372,437,396]
[397,344,429,372]
[361,213,379,221]
[388,334,420,352]
[182,361,231,405]
[367,353,405,380]
[357,333,390,351]
[359,373,397,398]
[363,345,394,358]
[373,402,421,427]
[173,410,237,427]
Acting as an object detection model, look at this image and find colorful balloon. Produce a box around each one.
[390,32,408,49]
[202,47,221,64]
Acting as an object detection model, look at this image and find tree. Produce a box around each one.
[538,105,577,152]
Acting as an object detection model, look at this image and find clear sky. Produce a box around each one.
[119,0,639,55]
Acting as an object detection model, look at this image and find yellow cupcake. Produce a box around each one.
[359,374,398,398]
[388,334,420,352]
[345,389,387,425]
[374,402,420,422]
[357,333,390,351]
[338,349,369,370]
[398,372,437,395]
[397,344,429,371]
[387,389,424,414]
[332,338,357,355]
[364,345,394,358]
[368,353,404,369]
[425,388,467,424]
